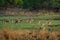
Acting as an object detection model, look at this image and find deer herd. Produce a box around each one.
[0,18,53,31]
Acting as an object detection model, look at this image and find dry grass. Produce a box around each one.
[0,29,60,40]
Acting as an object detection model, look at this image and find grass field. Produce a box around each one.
[0,13,60,40]
[0,14,60,31]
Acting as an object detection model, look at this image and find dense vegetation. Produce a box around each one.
[0,30,60,40]
[0,0,60,10]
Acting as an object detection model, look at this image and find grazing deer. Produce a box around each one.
[3,19,10,23]
[47,19,52,25]
[34,18,41,24]
[37,19,41,24]
[11,19,14,23]
[26,18,34,23]
[41,24,46,31]
[15,18,23,23]
[38,20,41,24]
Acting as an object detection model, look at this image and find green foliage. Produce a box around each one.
[14,0,23,7]
[0,0,60,9]
[0,0,5,6]
[50,0,60,8]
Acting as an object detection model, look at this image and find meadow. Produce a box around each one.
[0,13,60,31]
[0,12,60,40]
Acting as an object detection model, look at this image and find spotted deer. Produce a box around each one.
[34,18,41,24]
[15,18,23,23]
[3,19,10,23]
[26,18,34,23]
[47,19,52,25]
[37,19,41,24]
[41,24,46,31]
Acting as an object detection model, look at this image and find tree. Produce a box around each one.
[0,0,60,10]
[14,0,23,7]
[0,0,5,6]
[50,0,60,9]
